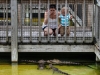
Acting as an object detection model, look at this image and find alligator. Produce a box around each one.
[20,59,95,69]
[47,59,95,69]
[21,59,91,65]
[37,59,47,70]
[21,60,37,64]
[20,59,46,70]
[47,59,62,64]
[49,64,70,75]
[47,59,82,65]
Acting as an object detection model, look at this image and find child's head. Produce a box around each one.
[61,7,68,16]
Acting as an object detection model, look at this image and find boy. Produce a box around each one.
[59,7,73,36]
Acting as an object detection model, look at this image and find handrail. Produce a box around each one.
[95,44,100,52]
[69,7,82,26]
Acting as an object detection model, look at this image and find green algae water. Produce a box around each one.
[0,52,100,75]
[0,64,100,75]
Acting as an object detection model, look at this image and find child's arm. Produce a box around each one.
[58,17,61,29]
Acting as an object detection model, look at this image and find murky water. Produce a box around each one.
[0,52,100,75]
[0,63,100,75]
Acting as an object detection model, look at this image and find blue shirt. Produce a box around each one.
[59,14,70,26]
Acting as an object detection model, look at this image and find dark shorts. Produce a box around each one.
[42,26,56,32]
[52,28,56,33]
[52,28,56,36]
[42,26,57,36]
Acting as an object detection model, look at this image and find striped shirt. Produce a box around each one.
[59,14,70,26]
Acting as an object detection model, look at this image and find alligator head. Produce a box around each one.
[47,59,61,64]
[37,59,46,70]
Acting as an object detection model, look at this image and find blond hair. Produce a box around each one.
[61,7,69,14]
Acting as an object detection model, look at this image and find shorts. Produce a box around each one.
[60,26,70,36]
[42,26,56,33]
[42,26,48,31]
[42,23,57,31]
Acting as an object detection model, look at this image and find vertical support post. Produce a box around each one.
[98,6,100,47]
[6,0,8,42]
[74,0,76,42]
[56,0,58,42]
[47,0,50,42]
[96,56,100,61]
[38,0,41,42]
[11,0,18,62]
[92,0,94,42]
[95,5,100,62]
[30,0,32,42]
[20,0,23,42]
[21,3,25,42]
[3,3,6,26]
[83,0,85,42]
[65,0,67,42]
[99,6,100,50]
[95,5,98,45]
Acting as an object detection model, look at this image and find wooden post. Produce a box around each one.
[95,5,100,61]
[98,6,100,52]
[11,0,18,62]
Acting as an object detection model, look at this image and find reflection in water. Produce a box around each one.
[95,62,100,69]
[12,63,18,75]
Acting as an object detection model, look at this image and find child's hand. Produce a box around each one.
[58,24,61,29]
[70,15,73,19]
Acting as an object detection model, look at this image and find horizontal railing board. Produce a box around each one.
[0,31,92,37]
[0,45,94,52]
[18,45,94,52]
[0,26,92,32]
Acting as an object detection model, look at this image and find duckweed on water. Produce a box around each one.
[0,64,100,75]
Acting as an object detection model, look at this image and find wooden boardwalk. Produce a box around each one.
[0,26,93,43]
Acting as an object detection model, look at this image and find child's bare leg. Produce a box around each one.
[66,26,70,36]
[60,26,65,36]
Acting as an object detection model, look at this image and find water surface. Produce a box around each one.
[0,63,100,75]
[0,52,100,75]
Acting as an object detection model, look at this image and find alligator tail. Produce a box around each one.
[21,60,37,63]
